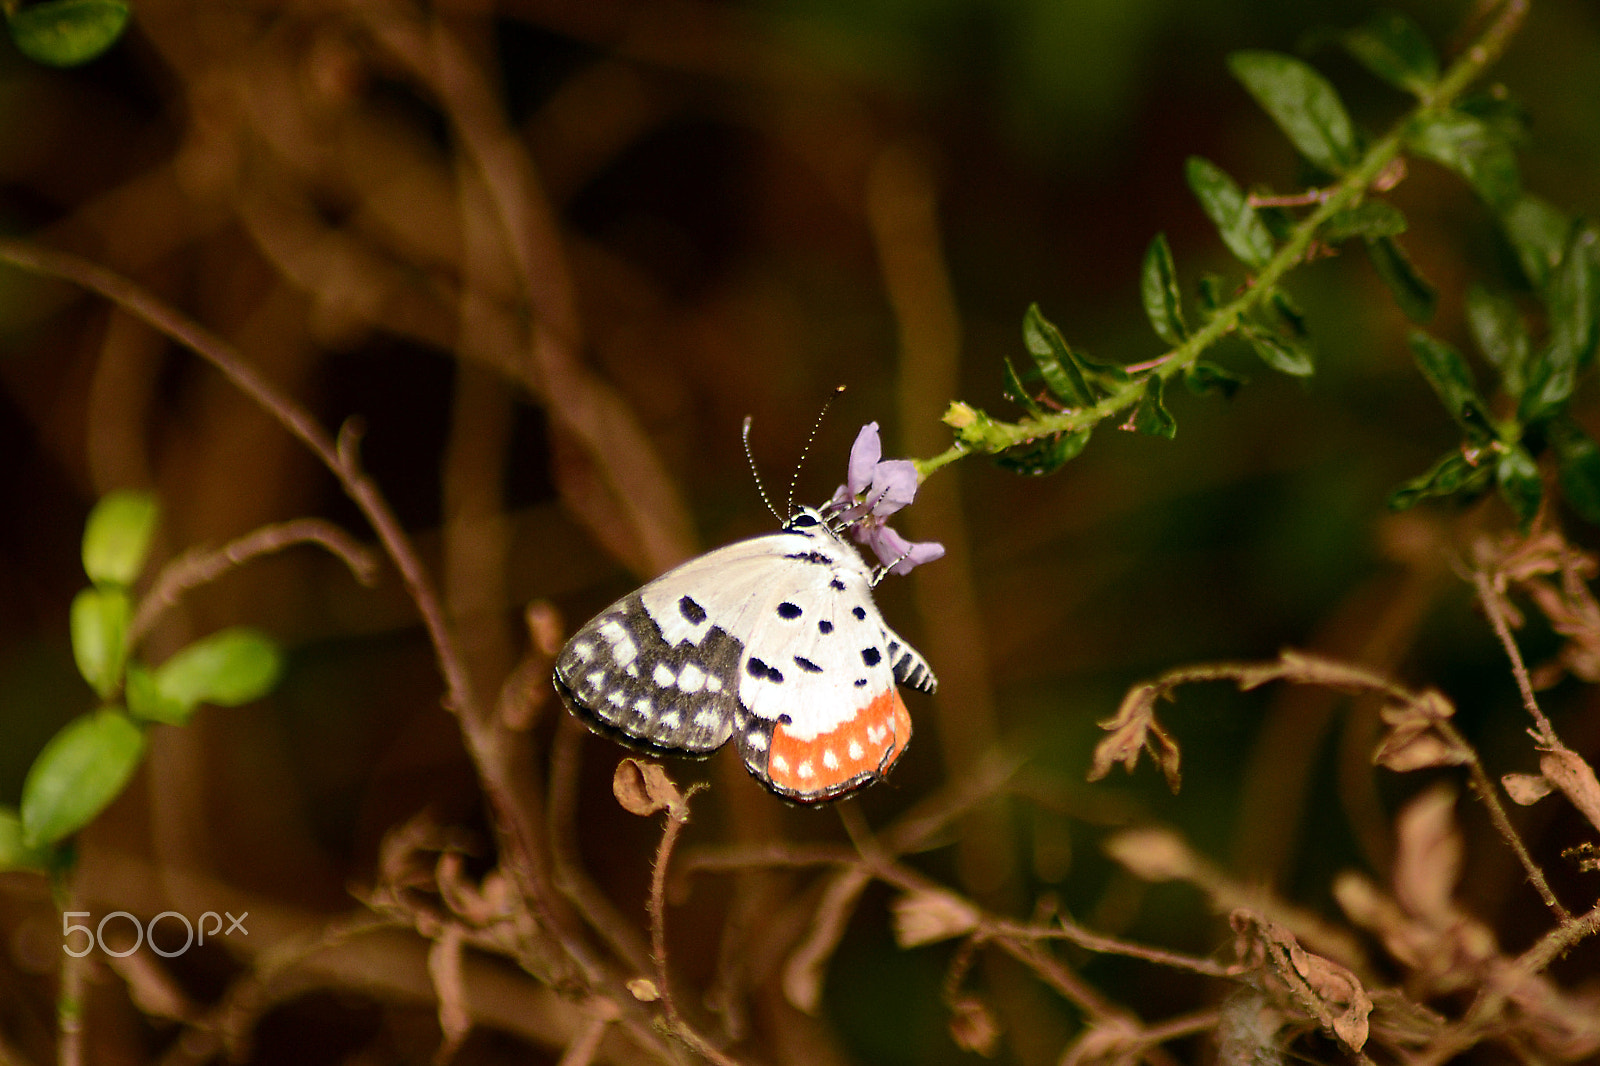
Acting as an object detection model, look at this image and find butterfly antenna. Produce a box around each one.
[786,385,846,519]
[743,416,783,522]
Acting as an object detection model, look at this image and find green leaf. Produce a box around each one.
[1241,325,1314,377]
[81,490,158,588]
[1365,236,1437,323]
[1227,50,1358,174]
[1496,445,1543,526]
[6,0,130,67]
[1388,451,1493,511]
[0,807,50,872]
[1405,111,1520,211]
[1186,157,1276,270]
[1318,200,1408,243]
[1140,233,1188,346]
[1131,376,1177,438]
[69,586,129,700]
[20,709,145,847]
[1196,273,1228,314]
[1551,419,1600,524]
[995,429,1090,476]
[153,628,282,710]
[1465,285,1529,399]
[1072,348,1132,391]
[1409,332,1494,444]
[1547,223,1598,371]
[1266,288,1308,338]
[1021,303,1094,406]
[1184,360,1245,398]
[1341,9,1440,95]
[1001,357,1044,419]
[1520,225,1598,425]
[124,661,190,726]
[1501,195,1570,290]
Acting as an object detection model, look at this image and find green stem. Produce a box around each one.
[918,0,1530,478]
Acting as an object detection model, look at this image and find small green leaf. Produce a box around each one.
[1186,157,1276,270]
[1266,288,1308,338]
[995,429,1090,476]
[1131,376,1177,439]
[20,709,145,847]
[1241,326,1314,377]
[1551,419,1600,524]
[1001,357,1044,418]
[1496,445,1543,526]
[1365,236,1437,323]
[1409,332,1494,444]
[153,628,282,710]
[1140,233,1188,346]
[1073,349,1132,390]
[1547,223,1598,371]
[1021,304,1094,406]
[1519,225,1598,425]
[1196,273,1228,313]
[1465,285,1529,399]
[1501,195,1571,290]
[124,661,190,726]
[69,586,129,700]
[81,490,158,588]
[6,0,130,67]
[0,807,50,872]
[1388,451,1493,511]
[1319,200,1408,243]
[1184,360,1245,398]
[1405,111,1520,211]
[1227,50,1358,174]
[1341,9,1440,95]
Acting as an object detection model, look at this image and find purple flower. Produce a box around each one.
[831,423,945,575]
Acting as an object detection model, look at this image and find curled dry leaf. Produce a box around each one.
[1090,684,1182,792]
[1374,691,1466,772]
[1102,826,1197,883]
[891,890,981,948]
[427,924,471,1063]
[1059,1015,1142,1066]
[1538,746,1600,833]
[1231,910,1372,1054]
[1393,785,1461,924]
[612,757,683,817]
[947,996,1001,1057]
[1502,771,1555,806]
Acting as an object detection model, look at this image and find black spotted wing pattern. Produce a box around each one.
[553,592,745,754]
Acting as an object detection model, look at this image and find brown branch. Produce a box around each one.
[129,518,379,643]
[1471,568,1559,746]
[1438,720,1570,920]
[548,718,654,975]
[641,783,741,1066]
[0,238,480,727]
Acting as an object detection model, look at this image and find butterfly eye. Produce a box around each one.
[789,513,819,528]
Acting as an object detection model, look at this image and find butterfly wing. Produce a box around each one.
[553,534,799,755]
[553,521,938,803]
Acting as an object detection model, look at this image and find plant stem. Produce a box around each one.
[919,0,1531,477]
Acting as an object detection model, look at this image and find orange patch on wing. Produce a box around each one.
[768,688,911,795]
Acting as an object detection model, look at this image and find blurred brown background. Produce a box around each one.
[2,0,1599,1063]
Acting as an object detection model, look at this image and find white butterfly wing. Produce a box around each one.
[553,519,937,802]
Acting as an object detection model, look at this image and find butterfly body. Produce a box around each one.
[553,508,935,803]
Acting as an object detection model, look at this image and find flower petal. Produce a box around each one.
[868,459,919,515]
[847,423,881,496]
[861,523,945,575]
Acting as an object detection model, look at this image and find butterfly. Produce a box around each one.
[552,423,941,803]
